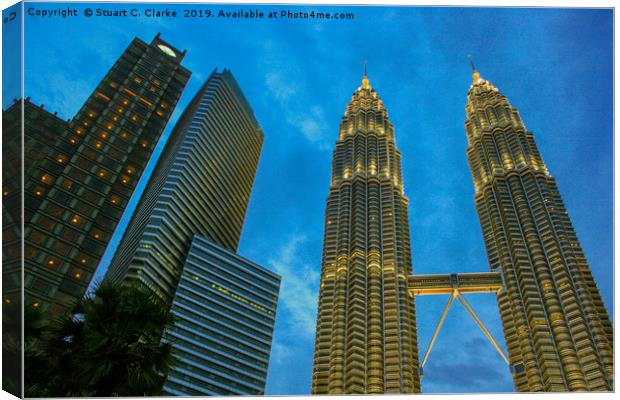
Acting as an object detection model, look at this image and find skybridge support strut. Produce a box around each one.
[421,290,457,369]
[408,272,509,377]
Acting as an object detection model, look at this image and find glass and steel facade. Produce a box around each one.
[105,69,264,301]
[21,34,190,316]
[105,69,278,394]
[465,70,613,391]
[3,100,69,306]
[162,234,280,396]
[311,74,421,394]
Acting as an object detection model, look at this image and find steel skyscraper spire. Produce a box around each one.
[465,65,613,391]
[311,71,421,394]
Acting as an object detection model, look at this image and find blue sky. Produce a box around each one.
[11,2,613,395]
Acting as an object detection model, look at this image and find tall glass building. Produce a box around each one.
[105,69,279,395]
[311,73,421,394]
[3,99,69,308]
[162,234,280,396]
[105,69,264,299]
[465,67,613,391]
[20,34,190,316]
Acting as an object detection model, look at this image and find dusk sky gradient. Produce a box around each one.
[7,2,613,394]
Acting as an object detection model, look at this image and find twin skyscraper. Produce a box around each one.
[4,33,613,395]
[311,67,613,393]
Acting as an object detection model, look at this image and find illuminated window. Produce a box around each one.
[140,140,148,148]
[134,77,142,84]
[160,102,169,109]
[87,112,95,118]
[63,180,73,190]
[69,137,77,144]
[153,79,161,86]
[70,215,80,224]
[131,115,139,122]
[98,170,106,178]
[96,92,111,101]
[47,259,56,266]
[83,121,89,127]
[117,107,124,113]
[107,124,114,130]
[126,166,134,174]
[80,258,87,264]
[41,174,52,184]
[34,189,42,196]
[3,190,8,197]
[120,176,129,184]
[100,132,108,139]
[32,302,40,308]
[156,111,164,117]
[74,272,82,279]
[56,155,67,164]
[121,132,128,139]
[109,82,119,88]
[110,196,119,204]
[149,86,157,93]
[95,142,102,149]
[139,97,154,107]
[93,232,101,240]
[76,127,83,134]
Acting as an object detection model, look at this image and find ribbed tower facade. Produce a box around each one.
[465,69,613,391]
[312,73,421,394]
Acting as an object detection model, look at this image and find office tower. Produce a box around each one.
[162,234,280,396]
[465,67,613,391]
[23,34,190,316]
[3,101,71,397]
[105,69,264,300]
[105,69,278,395]
[3,100,70,303]
[312,72,421,394]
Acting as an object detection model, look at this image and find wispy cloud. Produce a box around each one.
[260,39,333,150]
[288,106,330,150]
[265,72,298,103]
[268,233,320,337]
[263,70,332,150]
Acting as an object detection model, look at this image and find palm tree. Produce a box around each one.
[3,297,47,397]
[25,281,175,397]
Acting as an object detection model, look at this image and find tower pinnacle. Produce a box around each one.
[362,60,370,89]
[468,54,480,83]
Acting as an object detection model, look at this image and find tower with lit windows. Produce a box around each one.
[105,69,264,300]
[20,34,190,317]
[105,69,279,395]
[311,71,421,394]
[465,65,613,391]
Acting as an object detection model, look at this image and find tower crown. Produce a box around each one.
[360,60,371,90]
[362,74,370,89]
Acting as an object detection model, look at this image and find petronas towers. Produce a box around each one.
[466,69,613,391]
[311,73,421,394]
[311,67,612,393]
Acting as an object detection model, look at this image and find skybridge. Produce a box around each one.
[408,272,509,376]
